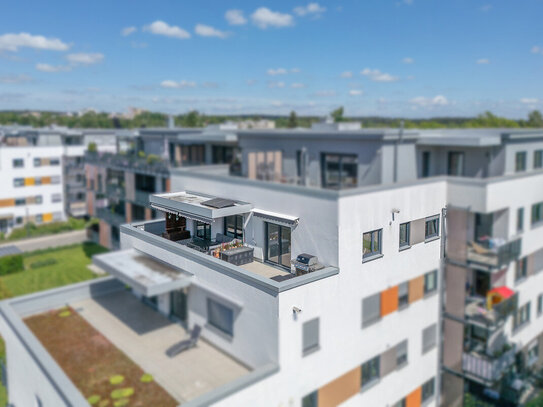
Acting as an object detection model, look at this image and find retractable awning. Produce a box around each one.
[252,209,299,227]
[93,249,191,297]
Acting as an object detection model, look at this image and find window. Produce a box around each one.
[13,178,24,187]
[302,318,320,356]
[424,270,437,295]
[532,202,543,225]
[448,152,464,176]
[363,229,382,260]
[302,391,318,407]
[35,177,42,186]
[33,158,41,167]
[515,151,527,172]
[527,342,539,366]
[207,298,234,336]
[422,151,431,178]
[15,198,25,206]
[362,293,381,327]
[422,378,435,402]
[399,222,410,248]
[15,217,23,225]
[35,195,42,204]
[50,158,60,166]
[224,215,243,239]
[51,176,61,184]
[12,158,24,168]
[321,153,358,189]
[425,216,439,240]
[360,356,380,389]
[266,223,291,268]
[35,214,43,223]
[392,399,406,407]
[535,150,543,169]
[51,193,62,203]
[195,221,211,240]
[517,208,524,233]
[422,323,437,353]
[515,258,527,282]
[396,340,408,367]
[398,282,409,309]
[513,302,531,331]
[538,294,543,316]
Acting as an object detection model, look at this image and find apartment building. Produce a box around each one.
[0,126,542,407]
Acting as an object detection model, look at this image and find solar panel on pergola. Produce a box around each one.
[201,198,236,209]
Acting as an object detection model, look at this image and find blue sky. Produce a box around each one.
[0,0,542,118]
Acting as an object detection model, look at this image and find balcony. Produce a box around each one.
[96,207,126,226]
[106,184,125,199]
[467,237,522,270]
[462,344,516,385]
[85,152,169,176]
[465,290,518,329]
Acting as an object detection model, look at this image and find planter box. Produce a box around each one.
[220,246,254,266]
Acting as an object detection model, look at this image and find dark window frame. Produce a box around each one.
[399,222,410,248]
[360,355,380,389]
[12,158,24,168]
[447,151,465,176]
[535,150,543,169]
[363,229,382,260]
[425,216,440,240]
[207,297,234,336]
[421,151,431,178]
[421,378,435,402]
[515,151,527,172]
[517,207,524,233]
[515,258,528,282]
[532,202,543,226]
[224,215,244,239]
[320,153,358,189]
[424,270,438,295]
[195,221,211,240]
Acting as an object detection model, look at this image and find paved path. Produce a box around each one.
[0,230,88,253]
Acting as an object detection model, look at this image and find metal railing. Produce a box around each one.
[85,152,169,176]
[96,207,126,226]
[462,345,516,384]
[134,189,152,205]
[467,237,522,269]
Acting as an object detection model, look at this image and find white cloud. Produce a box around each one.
[290,67,301,73]
[410,95,449,107]
[225,10,247,25]
[340,71,353,78]
[160,80,196,88]
[291,83,306,88]
[0,32,69,52]
[402,57,414,64]
[520,98,539,104]
[0,74,32,84]
[143,21,191,39]
[476,58,490,64]
[251,8,294,29]
[267,68,288,76]
[121,26,137,36]
[35,63,72,73]
[268,81,285,88]
[531,46,543,55]
[349,90,363,96]
[361,68,399,82]
[195,24,228,39]
[293,3,326,16]
[66,53,104,65]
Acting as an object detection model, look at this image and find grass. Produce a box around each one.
[0,242,107,300]
[0,217,92,242]
[25,307,177,407]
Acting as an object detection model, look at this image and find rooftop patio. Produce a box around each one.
[71,290,251,404]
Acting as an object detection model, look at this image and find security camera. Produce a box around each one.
[292,306,302,314]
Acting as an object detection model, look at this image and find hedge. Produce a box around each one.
[0,254,24,276]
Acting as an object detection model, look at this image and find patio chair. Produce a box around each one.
[166,325,202,357]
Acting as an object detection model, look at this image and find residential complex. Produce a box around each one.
[0,125,542,407]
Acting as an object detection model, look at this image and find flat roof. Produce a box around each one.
[93,249,192,296]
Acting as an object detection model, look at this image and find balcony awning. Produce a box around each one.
[252,209,299,227]
[93,249,191,297]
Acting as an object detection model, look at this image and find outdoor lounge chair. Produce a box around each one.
[166,325,202,357]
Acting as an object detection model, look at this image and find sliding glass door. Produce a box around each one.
[266,223,291,268]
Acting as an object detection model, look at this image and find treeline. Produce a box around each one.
[0,109,542,129]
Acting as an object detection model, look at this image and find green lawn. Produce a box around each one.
[0,242,108,300]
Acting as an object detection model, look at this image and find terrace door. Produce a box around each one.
[266,223,291,269]
[170,290,187,323]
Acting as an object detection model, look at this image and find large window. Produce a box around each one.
[422,378,435,402]
[448,152,464,176]
[422,151,431,178]
[538,294,543,316]
[301,391,318,407]
[517,208,524,233]
[207,298,234,336]
[266,223,291,268]
[321,153,357,189]
[396,340,408,367]
[302,318,320,356]
[515,151,527,172]
[399,222,410,248]
[515,258,527,282]
[424,270,438,295]
[398,282,409,309]
[425,216,439,240]
[195,221,211,240]
[13,178,24,187]
[224,215,243,239]
[422,324,437,353]
[363,229,382,260]
[513,302,531,331]
[362,293,381,327]
[532,202,543,225]
[360,356,380,389]
[12,158,24,168]
[535,150,543,169]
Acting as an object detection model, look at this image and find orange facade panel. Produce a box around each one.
[24,177,35,186]
[406,387,422,407]
[41,176,51,184]
[381,286,399,317]
[409,275,424,303]
[0,199,15,208]
[165,178,171,192]
[42,213,53,223]
[318,367,361,407]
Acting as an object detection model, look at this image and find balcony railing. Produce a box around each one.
[465,293,518,329]
[106,184,125,199]
[134,189,152,205]
[96,207,126,226]
[462,345,516,384]
[85,152,169,176]
[467,237,522,269]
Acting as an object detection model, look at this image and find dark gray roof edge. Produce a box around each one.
[178,363,279,407]
[121,223,339,294]
[0,277,124,406]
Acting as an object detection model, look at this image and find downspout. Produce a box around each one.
[437,205,448,407]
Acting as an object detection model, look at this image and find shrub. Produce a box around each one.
[111,388,134,399]
[140,373,153,383]
[87,395,101,405]
[113,399,129,407]
[0,254,24,276]
[88,142,97,153]
[146,154,160,164]
[30,258,57,269]
[7,217,86,241]
[109,375,124,385]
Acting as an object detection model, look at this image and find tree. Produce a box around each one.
[183,110,200,127]
[528,110,543,128]
[87,142,97,153]
[287,111,298,128]
[330,106,344,122]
